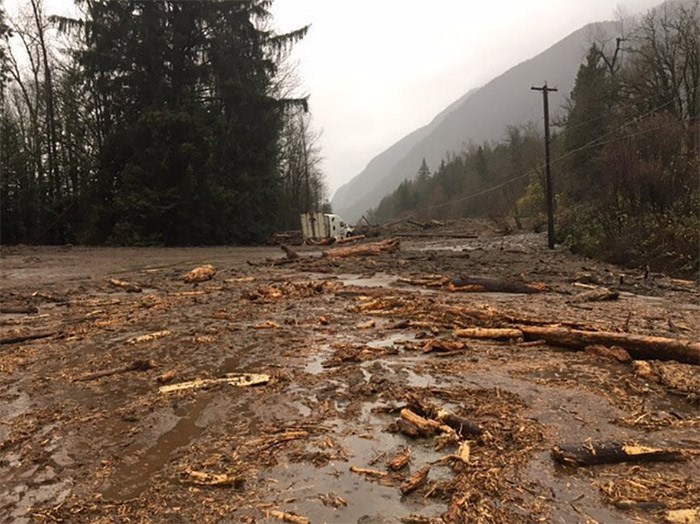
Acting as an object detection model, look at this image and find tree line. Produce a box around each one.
[368,2,699,276]
[0,0,327,245]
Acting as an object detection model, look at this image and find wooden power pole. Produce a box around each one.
[531,82,558,249]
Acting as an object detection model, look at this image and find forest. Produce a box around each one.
[0,0,326,245]
[368,2,698,276]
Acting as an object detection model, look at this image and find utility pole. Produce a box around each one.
[531,82,558,249]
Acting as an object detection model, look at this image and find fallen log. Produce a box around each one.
[335,234,366,244]
[449,276,547,294]
[520,326,700,365]
[159,373,270,393]
[109,278,142,293]
[406,397,483,438]
[584,344,632,363]
[400,466,430,495]
[454,328,523,342]
[551,441,685,467]
[0,304,39,314]
[0,331,54,345]
[324,238,400,258]
[400,408,446,436]
[75,360,153,382]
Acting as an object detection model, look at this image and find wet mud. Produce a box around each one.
[1,221,698,523]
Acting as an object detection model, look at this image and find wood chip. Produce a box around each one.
[266,510,310,524]
[183,264,216,283]
[127,330,171,344]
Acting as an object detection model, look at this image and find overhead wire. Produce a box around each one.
[407,97,684,214]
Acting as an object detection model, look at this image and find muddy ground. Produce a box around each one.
[1,219,699,524]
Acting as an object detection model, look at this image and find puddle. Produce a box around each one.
[366,333,415,349]
[262,403,448,523]
[102,395,211,501]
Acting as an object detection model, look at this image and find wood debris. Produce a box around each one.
[325,238,400,258]
[180,468,243,488]
[551,441,686,467]
[584,344,632,363]
[571,287,620,302]
[400,466,430,495]
[666,508,700,524]
[109,278,142,293]
[266,510,310,524]
[449,275,547,294]
[454,327,523,341]
[0,331,54,345]
[387,447,412,471]
[183,264,216,283]
[75,359,153,382]
[126,330,171,345]
[422,339,467,353]
[520,326,700,364]
[349,466,388,478]
[0,304,39,314]
[158,373,270,393]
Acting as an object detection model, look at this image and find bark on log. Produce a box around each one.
[75,360,153,382]
[0,304,39,314]
[334,234,366,244]
[449,276,546,294]
[521,326,700,365]
[324,238,400,258]
[551,441,685,467]
[400,408,447,435]
[454,328,523,341]
[0,331,54,345]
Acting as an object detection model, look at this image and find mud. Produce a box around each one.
[1,220,698,523]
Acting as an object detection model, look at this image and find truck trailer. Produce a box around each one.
[300,213,354,241]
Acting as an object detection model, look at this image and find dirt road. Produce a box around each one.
[1,222,698,523]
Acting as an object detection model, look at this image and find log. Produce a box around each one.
[520,326,700,365]
[159,373,270,393]
[584,344,632,363]
[406,397,483,437]
[334,234,366,244]
[449,276,546,294]
[181,468,243,488]
[0,304,39,314]
[325,238,400,258]
[75,360,153,382]
[400,466,430,495]
[454,328,523,341]
[400,408,445,435]
[109,278,142,293]
[551,441,685,467]
[422,339,467,353]
[0,331,54,345]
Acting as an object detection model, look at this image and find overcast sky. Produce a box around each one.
[12,0,662,197]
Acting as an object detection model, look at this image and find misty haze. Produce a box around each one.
[1,1,698,523]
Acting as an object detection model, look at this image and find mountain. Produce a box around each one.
[331,20,617,222]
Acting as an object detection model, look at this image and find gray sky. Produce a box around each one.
[12,0,662,196]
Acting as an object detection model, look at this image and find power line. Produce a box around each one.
[407,99,685,215]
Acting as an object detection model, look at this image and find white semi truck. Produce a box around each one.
[300,212,354,241]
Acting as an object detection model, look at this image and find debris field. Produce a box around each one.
[1,220,698,524]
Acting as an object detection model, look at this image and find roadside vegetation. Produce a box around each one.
[0,0,326,245]
[368,2,699,277]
